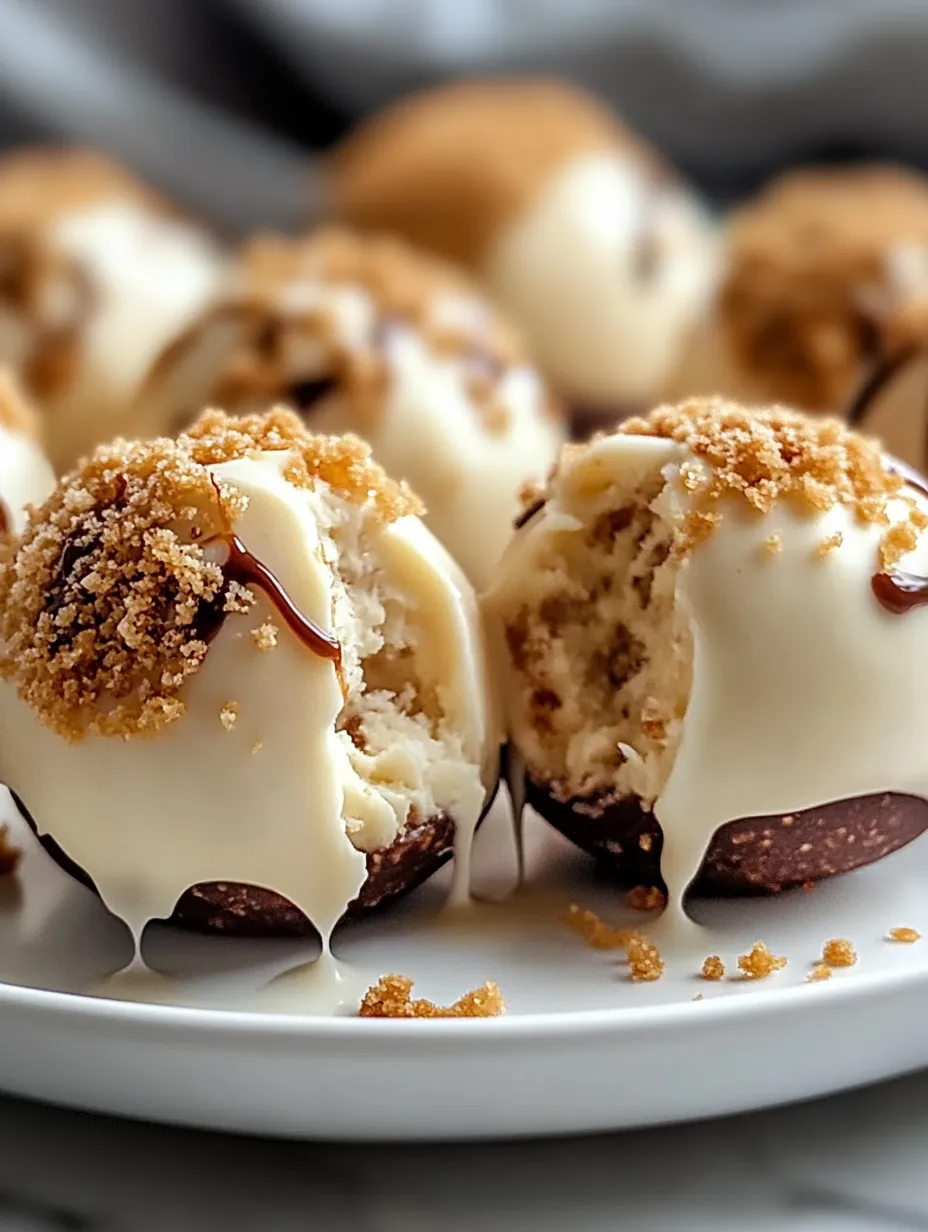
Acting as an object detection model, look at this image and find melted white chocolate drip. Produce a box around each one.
[0,452,495,989]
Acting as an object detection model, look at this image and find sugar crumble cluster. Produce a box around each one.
[0,407,415,741]
[359,974,505,1018]
[617,397,924,567]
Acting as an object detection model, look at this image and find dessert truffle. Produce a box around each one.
[135,227,564,589]
[330,79,719,428]
[666,165,928,470]
[0,371,55,533]
[0,147,222,471]
[485,398,928,911]
[0,407,497,941]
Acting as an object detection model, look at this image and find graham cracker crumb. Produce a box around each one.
[358,974,504,1019]
[889,926,921,943]
[700,955,725,981]
[618,398,914,565]
[638,833,653,852]
[560,903,639,950]
[627,884,666,912]
[219,701,238,732]
[251,619,278,652]
[626,935,664,982]
[0,824,21,877]
[802,880,817,892]
[761,533,782,557]
[693,993,704,1001]
[185,407,422,524]
[720,165,928,410]
[816,531,844,558]
[808,963,832,983]
[737,940,787,980]
[251,739,263,754]
[822,938,857,968]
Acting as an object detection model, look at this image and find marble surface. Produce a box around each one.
[1,1072,928,1231]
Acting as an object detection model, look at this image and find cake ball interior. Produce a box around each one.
[500,440,691,807]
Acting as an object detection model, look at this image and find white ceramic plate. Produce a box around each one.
[0,786,926,1141]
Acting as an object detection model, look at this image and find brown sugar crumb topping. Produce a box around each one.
[700,955,725,981]
[815,531,844,558]
[627,884,666,912]
[719,165,928,410]
[359,974,504,1019]
[618,398,915,565]
[0,824,21,877]
[560,903,639,950]
[737,940,787,980]
[219,701,238,731]
[0,408,410,742]
[626,936,664,982]
[822,937,857,968]
[251,619,278,652]
[185,407,422,524]
[889,926,921,943]
[808,963,832,983]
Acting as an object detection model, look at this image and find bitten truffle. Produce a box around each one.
[485,397,928,909]
[666,165,928,471]
[0,147,222,471]
[135,227,564,589]
[0,407,497,941]
[330,80,719,426]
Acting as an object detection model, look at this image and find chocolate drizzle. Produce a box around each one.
[845,343,928,471]
[871,569,928,615]
[200,534,341,666]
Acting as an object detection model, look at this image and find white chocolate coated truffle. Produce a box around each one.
[485,399,928,921]
[136,229,565,590]
[0,149,222,471]
[485,150,719,408]
[331,80,719,414]
[0,409,496,945]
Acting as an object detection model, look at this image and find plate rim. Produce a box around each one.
[0,949,924,1042]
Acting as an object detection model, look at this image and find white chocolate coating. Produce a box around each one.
[484,152,720,409]
[0,419,54,533]
[0,452,493,947]
[49,202,220,468]
[488,430,928,922]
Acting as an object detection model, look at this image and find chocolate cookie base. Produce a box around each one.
[19,801,462,937]
[526,776,928,894]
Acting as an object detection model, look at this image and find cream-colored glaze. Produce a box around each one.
[0,422,55,532]
[489,431,928,934]
[46,201,221,468]
[0,450,496,977]
[484,152,720,409]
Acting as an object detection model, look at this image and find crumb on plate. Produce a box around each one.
[627,884,666,912]
[737,940,787,980]
[822,938,857,968]
[889,926,921,943]
[626,936,664,982]
[559,903,639,950]
[700,955,725,981]
[359,973,504,1018]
